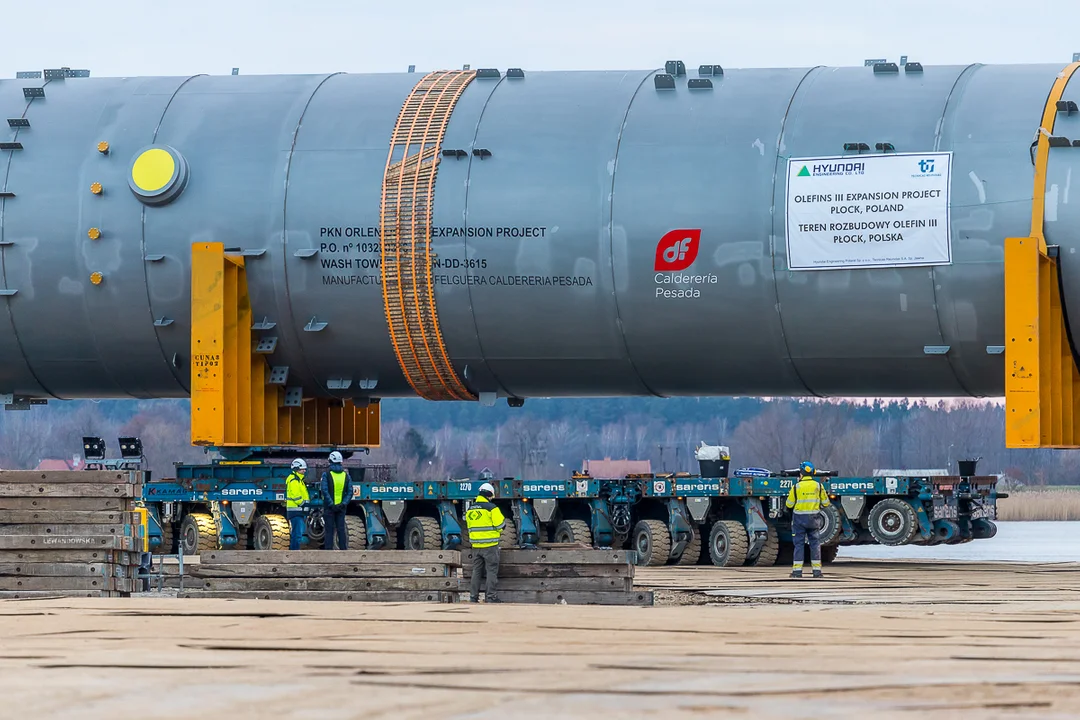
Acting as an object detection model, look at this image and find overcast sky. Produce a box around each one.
[1,0,1077,78]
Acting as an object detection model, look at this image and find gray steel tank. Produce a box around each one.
[0,61,1076,402]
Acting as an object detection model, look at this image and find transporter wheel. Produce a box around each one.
[344,515,368,549]
[404,516,442,550]
[632,519,672,567]
[305,508,325,547]
[818,505,842,546]
[179,513,217,556]
[157,522,176,554]
[821,545,839,565]
[553,519,593,547]
[868,498,919,546]
[385,525,401,550]
[708,520,749,567]
[252,514,290,550]
[748,523,779,567]
[500,518,518,548]
[675,528,702,566]
[971,518,997,540]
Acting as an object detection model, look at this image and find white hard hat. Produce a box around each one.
[291,458,307,471]
[478,482,495,496]
[328,451,343,464]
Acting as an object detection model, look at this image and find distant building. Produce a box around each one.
[582,457,652,478]
[34,456,83,471]
[454,457,506,480]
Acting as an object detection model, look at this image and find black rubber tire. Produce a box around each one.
[305,508,325,547]
[404,516,442,550]
[675,527,702,566]
[500,517,518,548]
[632,519,672,566]
[750,523,780,566]
[180,513,217,556]
[345,515,368,550]
[157,522,176,554]
[821,545,839,564]
[708,520,749,567]
[818,504,842,546]
[934,519,961,544]
[868,498,919,546]
[252,514,290,551]
[553,519,593,546]
[971,518,997,539]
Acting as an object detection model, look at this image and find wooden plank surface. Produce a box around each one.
[176,590,457,602]
[492,590,653,606]
[0,576,131,592]
[0,563,120,577]
[203,549,461,565]
[0,524,137,536]
[0,590,125,598]
[0,470,138,484]
[480,577,634,592]
[0,511,139,524]
[0,549,139,564]
[459,549,637,565]
[0,535,137,551]
[0,484,137,498]
[190,563,450,578]
[461,563,633,579]
[192,577,461,592]
[0,497,128,511]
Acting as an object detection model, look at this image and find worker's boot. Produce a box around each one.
[790,568,802,579]
[812,569,824,579]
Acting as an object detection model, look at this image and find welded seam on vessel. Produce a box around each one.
[928,64,982,397]
[0,79,57,399]
[143,74,205,394]
[459,75,510,399]
[607,70,665,398]
[280,73,344,399]
[769,67,821,397]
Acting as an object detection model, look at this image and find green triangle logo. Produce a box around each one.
[797,165,810,177]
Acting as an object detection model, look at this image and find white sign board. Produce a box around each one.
[785,152,951,271]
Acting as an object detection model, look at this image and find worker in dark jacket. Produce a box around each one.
[786,460,831,578]
[466,482,506,603]
[319,451,354,550]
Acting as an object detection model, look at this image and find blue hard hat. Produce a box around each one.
[800,461,815,475]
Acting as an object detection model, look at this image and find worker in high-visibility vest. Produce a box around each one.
[285,458,311,550]
[319,451,354,550]
[465,482,505,603]
[786,460,831,579]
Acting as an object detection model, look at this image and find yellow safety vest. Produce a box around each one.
[330,470,347,506]
[786,476,831,515]
[465,496,505,548]
[285,472,309,509]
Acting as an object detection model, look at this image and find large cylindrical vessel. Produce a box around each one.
[0,62,1076,401]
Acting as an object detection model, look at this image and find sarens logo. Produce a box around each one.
[654,229,701,271]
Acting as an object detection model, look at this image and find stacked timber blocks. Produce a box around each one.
[178,550,463,602]
[0,470,146,598]
[461,547,652,606]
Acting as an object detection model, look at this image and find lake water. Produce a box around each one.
[840,521,1080,562]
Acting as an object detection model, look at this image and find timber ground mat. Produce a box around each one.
[2,560,1079,719]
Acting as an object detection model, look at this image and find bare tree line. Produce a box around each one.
[0,398,1075,486]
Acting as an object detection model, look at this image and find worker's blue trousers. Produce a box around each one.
[287,510,305,550]
[792,513,822,567]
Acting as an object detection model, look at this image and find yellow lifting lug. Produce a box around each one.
[189,241,380,449]
[1005,61,1080,448]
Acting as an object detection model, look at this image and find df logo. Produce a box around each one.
[654,229,701,272]
[468,509,485,522]
[918,158,935,174]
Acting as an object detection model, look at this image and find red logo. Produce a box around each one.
[654,229,701,271]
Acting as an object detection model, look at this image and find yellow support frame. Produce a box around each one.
[190,242,380,449]
[1005,62,1080,448]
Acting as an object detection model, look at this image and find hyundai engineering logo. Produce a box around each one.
[918,158,935,174]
